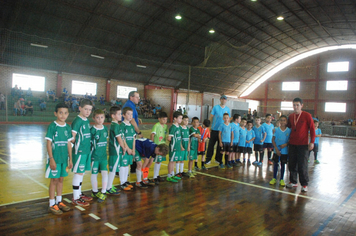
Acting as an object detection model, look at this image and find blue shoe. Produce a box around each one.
[236,161,242,167]
[219,164,225,169]
[257,162,262,166]
[252,161,258,165]
[227,164,233,169]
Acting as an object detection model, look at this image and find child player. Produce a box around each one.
[179,115,190,176]
[197,119,211,170]
[106,106,124,195]
[309,120,322,164]
[188,117,201,177]
[90,109,109,202]
[269,115,291,187]
[71,99,93,206]
[45,103,73,215]
[236,118,247,166]
[252,117,266,166]
[219,113,233,168]
[262,114,275,165]
[167,111,184,183]
[231,114,241,166]
[245,121,255,165]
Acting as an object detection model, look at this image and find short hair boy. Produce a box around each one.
[262,114,275,165]
[45,103,73,214]
[309,120,322,164]
[188,117,201,177]
[236,118,247,166]
[245,120,255,165]
[197,119,211,170]
[253,116,266,166]
[218,113,233,169]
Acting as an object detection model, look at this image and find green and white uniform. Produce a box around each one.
[120,121,136,166]
[90,126,109,174]
[180,126,190,161]
[152,122,168,162]
[189,127,200,160]
[169,124,182,162]
[72,115,92,173]
[45,121,73,178]
[109,122,122,172]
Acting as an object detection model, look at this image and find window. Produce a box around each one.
[326,80,348,91]
[12,73,45,92]
[72,80,97,95]
[327,61,349,72]
[281,101,293,110]
[117,86,137,99]
[282,82,300,91]
[325,102,346,113]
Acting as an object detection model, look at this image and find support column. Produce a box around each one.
[105,80,111,102]
[56,73,62,98]
[314,56,320,117]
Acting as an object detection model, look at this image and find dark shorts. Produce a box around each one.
[272,153,288,164]
[263,143,274,149]
[254,144,263,152]
[220,142,230,152]
[312,143,319,153]
[198,151,206,155]
[237,146,246,154]
[245,147,253,154]
[231,143,239,153]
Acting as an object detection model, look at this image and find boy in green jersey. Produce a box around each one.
[178,115,189,177]
[45,103,73,215]
[90,109,109,202]
[188,117,201,177]
[167,111,184,183]
[71,99,93,207]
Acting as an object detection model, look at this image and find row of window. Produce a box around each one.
[282,80,348,91]
[281,101,347,113]
[12,73,137,98]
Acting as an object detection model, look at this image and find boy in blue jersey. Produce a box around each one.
[262,114,275,165]
[245,121,255,165]
[218,113,233,168]
[231,114,241,166]
[135,138,169,164]
[269,115,291,187]
[253,117,266,166]
[309,120,322,164]
[236,118,247,166]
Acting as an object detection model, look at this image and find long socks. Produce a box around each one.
[136,168,142,182]
[260,152,264,162]
[280,164,285,180]
[255,152,259,162]
[153,163,161,179]
[176,163,180,174]
[72,174,82,200]
[107,171,116,191]
[314,152,318,160]
[273,162,278,179]
[201,161,205,167]
[119,167,126,185]
[180,163,184,173]
[267,151,272,160]
[91,174,98,192]
[56,196,62,204]
[142,167,149,179]
[101,171,108,193]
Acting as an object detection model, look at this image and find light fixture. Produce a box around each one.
[91,54,105,59]
[251,0,257,2]
[209,28,215,34]
[175,14,182,20]
[30,43,48,48]
[136,65,147,68]
[277,16,284,21]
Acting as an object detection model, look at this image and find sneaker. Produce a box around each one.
[181,172,189,177]
[227,164,233,169]
[172,176,181,180]
[247,160,251,165]
[120,184,132,191]
[243,159,246,164]
[206,161,211,165]
[314,160,320,164]
[91,191,99,198]
[175,173,183,178]
[269,178,277,185]
[157,176,165,182]
[194,166,200,171]
[147,179,156,186]
[167,177,178,183]
[58,202,71,212]
[280,179,286,187]
[97,192,107,203]
[124,182,134,189]
[80,194,93,202]
[106,188,121,195]
[153,178,160,185]
[201,166,207,170]
[188,172,195,178]
[268,160,273,165]
[257,162,262,166]
[72,198,90,207]
[236,161,242,167]
[286,182,298,188]
[219,163,225,169]
[232,162,238,167]
[252,161,258,165]
[135,181,148,189]
[48,204,63,215]
[111,186,120,192]
[302,186,308,192]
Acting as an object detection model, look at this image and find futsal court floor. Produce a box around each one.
[0,124,356,236]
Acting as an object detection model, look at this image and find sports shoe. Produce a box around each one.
[173,175,181,180]
[286,182,298,188]
[153,178,160,185]
[91,191,99,198]
[232,161,238,167]
[188,172,195,178]
[124,182,134,189]
[136,181,148,189]
[227,164,233,169]
[175,173,183,178]
[268,160,273,165]
[49,204,63,215]
[80,194,93,202]
[97,192,107,203]
[269,178,277,185]
[257,162,262,166]
[219,163,225,169]
[236,161,242,167]
[302,186,308,192]
[252,161,258,165]
[201,166,207,170]
[314,160,320,164]
[120,184,132,191]
[280,179,286,187]
[147,179,156,186]
[111,186,120,192]
[106,188,120,195]
[58,202,71,212]
[157,176,165,182]
[181,172,189,177]
[194,166,200,171]
[243,159,246,164]
[72,198,90,207]
[206,161,211,165]
[167,177,178,183]
[247,160,251,165]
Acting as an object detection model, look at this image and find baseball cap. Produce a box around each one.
[220,95,227,100]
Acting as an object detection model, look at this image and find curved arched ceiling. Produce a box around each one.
[1,0,356,96]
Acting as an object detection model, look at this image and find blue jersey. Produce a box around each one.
[245,129,255,148]
[253,125,266,144]
[211,105,230,131]
[238,127,247,147]
[262,123,274,143]
[314,128,322,144]
[135,138,157,158]
[273,127,291,155]
[219,123,232,143]
[231,123,240,144]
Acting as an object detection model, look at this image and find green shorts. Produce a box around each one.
[91,160,108,174]
[154,155,166,163]
[45,161,68,178]
[181,150,188,161]
[189,150,198,160]
[133,151,143,162]
[120,153,133,167]
[72,154,91,173]
[169,151,181,162]
[108,155,120,172]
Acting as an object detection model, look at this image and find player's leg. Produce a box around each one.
[135,160,148,188]
[267,147,273,164]
[314,144,319,164]
[247,151,251,165]
[279,155,287,187]
[107,155,121,194]
[56,176,70,212]
[49,178,62,215]
[269,154,279,185]
[286,145,298,188]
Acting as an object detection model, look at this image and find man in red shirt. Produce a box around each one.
[286,98,315,192]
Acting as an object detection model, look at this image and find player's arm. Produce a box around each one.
[150,133,155,142]
[272,136,281,156]
[219,131,223,147]
[130,118,142,138]
[261,131,266,143]
[308,116,316,151]
[231,131,234,146]
[132,136,136,156]
[116,135,126,154]
[249,131,256,143]
[209,114,214,130]
[47,140,56,170]
[67,140,73,169]
[71,131,77,144]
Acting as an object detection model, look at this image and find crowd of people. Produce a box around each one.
[138,98,162,118]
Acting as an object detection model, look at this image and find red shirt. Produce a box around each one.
[198,126,210,152]
[287,111,315,145]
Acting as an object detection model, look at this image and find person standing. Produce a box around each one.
[286,97,315,192]
[205,95,230,165]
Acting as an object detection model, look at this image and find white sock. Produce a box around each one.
[107,172,116,191]
[56,196,62,204]
[91,174,98,192]
[101,171,108,193]
[72,174,82,200]
[171,171,175,176]
[49,199,55,207]
[176,163,180,174]
[119,167,126,185]
[125,166,130,183]
[180,163,184,173]
[136,169,142,182]
[153,163,161,179]
[79,173,84,195]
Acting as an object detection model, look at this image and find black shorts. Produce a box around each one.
[272,153,288,164]
[237,146,246,154]
[263,143,274,149]
[312,143,319,153]
[198,151,205,155]
[231,143,239,153]
[220,142,230,152]
[254,144,263,152]
[245,147,253,154]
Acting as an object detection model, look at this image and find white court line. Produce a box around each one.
[105,223,118,230]
[123,233,132,236]
[75,206,85,211]
[63,198,71,203]
[89,213,100,220]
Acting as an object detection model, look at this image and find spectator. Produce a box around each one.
[0,93,5,110]
[13,98,24,116]
[72,98,79,112]
[62,88,68,97]
[111,97,116,106]
[18,87,24,99]
[40,99,46,111]
[177,106,182,113]
[99,95,105,105]
[26,88,33,97]
[24,100,33,116]
[11,85,19,97]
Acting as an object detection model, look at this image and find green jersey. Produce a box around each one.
[189,127,200,150]
[120,121,136,152]
[90,126,109,161]
[71,115,91,155]
[151,122,168,144]
[45,121,73,163]
[169,124,182,152]
[181,126,190,149]
[109,122,123,156]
